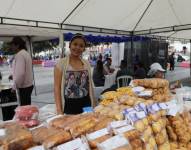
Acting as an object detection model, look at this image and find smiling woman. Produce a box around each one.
[54,34,95,114]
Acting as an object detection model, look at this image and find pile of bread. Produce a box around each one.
[96,94,155,121]
[100,87,134,106]
[167,111,191,150]
[146,103,170,150]
[1,104,191,150]
[1,79,191,150]
[133,78,171,102]
[100,78,171,111]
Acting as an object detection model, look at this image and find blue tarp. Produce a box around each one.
[50,33,150,44]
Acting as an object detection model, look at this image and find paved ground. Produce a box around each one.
[0,65,190,107]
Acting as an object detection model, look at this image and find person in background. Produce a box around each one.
[9,37,33,105]
[133,54,140,72]
[116,60,131,79]
[54,34,95,114]
[147,62,165,79]
[101,60,132,94]
[104,57,115,74]
[177,54,185,62]
[134,62,146,79]
[93,60,107,87]
[183,46,187,54]
[98,53,103,61]
[0,56,3,65]
[169,52,175,71]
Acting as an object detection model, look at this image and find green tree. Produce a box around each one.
[0,42,15,55]
[33,41,55,54]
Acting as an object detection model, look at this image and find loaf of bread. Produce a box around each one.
[43,130,72,149]
[93,116,113,131]
[167,115,191,143]
[68,117,98,137]
[49,115,81,129]
[133,79,169,89]
[32,126,66,144]
[0,124,34,150]
[89,134,112,149]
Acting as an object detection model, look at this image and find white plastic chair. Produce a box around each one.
[117,75,133,88]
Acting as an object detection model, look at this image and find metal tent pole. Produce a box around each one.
[133,0,154,31]
[131,35,134,74]
[59,29,65,58]
[190,40,191,77]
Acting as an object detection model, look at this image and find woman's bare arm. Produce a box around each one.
[54,66,63,114]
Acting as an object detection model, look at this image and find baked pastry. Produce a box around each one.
[134,120,145,132]
[93,116,113,131]
[152,121,162,134]
[49,115,81,129]
[166,126,177,141]
[89,134,112,149]
[155,129,167,145]
[43,130,72,149]
[158,142,170,150]
[0,124,33,150]
[123,130,141,141]
[130,139,143,149]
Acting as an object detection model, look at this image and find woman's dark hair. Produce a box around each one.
[10,37,26,50]
[120,60,127,69]
[96,60,104,74]
[69,33,87,47]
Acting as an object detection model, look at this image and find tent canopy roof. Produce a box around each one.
[1,0,191,39]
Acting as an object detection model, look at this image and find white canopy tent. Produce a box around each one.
[1,0,191,40]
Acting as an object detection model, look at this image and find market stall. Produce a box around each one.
[0,78,191,150]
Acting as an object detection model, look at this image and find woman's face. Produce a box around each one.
[155,71,164,78]
[70,38,85,57]
[10,43,19,52]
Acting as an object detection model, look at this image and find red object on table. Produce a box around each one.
[179,61,191,68]
[32,60,42,65]
[14,105,39,128]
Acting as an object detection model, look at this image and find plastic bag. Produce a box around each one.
[124,108,158,150]
[14,105,39,121]
[97,134,132,150]
[86,128,112,149]
[147,103,170,150]
[14,105,39,128]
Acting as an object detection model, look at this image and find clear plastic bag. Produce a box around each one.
[97,134,132,150]
[124,108,158,150]
[14,105,39,121]
[14,105,39,128]
[147,103,170,150]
